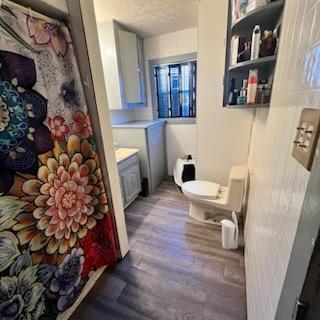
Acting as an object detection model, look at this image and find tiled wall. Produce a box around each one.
[197,0,254,185]
[245,0,320,319]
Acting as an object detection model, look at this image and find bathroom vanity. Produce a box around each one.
[115,148,141,208]
[112,120,167,194]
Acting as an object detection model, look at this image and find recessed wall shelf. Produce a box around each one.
[231,1,285,35]
[229,55,277,71]
[226,103,269,109]
[223,0,285,108]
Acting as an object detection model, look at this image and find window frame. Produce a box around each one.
[149,53,197,122]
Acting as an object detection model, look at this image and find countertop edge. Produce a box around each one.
[116,148,139,164]
[112,119,166,129]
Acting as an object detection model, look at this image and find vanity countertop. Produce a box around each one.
[112,119,166,129]
[115,148,139,164]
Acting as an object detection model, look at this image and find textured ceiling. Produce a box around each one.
[93,0,198,38]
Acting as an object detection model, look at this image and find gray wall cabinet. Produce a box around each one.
[97,19,146,110]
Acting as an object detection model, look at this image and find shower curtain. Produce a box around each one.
[0,4,119,319]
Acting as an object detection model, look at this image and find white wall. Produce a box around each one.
[108,28,197,125]
[166,124,197,175]
[135,27,198,121]
[133,28,198,175]
[196,1,254,186]
[244,0,319,319]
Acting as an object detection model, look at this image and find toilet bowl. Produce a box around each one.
[181,166,248,224]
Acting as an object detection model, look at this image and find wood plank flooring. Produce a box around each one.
[71,180,247,320]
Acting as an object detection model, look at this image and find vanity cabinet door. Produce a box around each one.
[120,164,141,206]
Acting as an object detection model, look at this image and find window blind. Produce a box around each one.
[155,60,196,118]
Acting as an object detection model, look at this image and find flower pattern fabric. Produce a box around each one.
[48,116,69,140]
[27,17,72,57]
[72,111,93,138]
[0,51,53,194]
[50,248,84,311]
[18,135,108,258]
[81,214,118,278]
[0,7,118,320]
[0,251,46,320]
[60,80,80,107]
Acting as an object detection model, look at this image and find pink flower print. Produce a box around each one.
[72,111,93,138]
[45,166,94,240]
[27,16,72,57]
[48,116,69,141]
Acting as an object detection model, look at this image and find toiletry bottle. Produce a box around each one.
[260,30,277,57]
[247,69,258,104]
[231,36,240,65]
[250,25,261,60]
[256,84,264,104]
[231,89,240,105]
[229,84,239,105]
[232,0,240,23]
[238,41,251,62]
[228,79,236,105]
[242,79,248,102]
[237,90,246,105]
[263,83,271,103]
[239,0,248,17]
[237,79,248,105]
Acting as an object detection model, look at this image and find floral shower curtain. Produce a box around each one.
[0,5,119,319]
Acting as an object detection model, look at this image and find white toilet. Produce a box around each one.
[181,166,248,224]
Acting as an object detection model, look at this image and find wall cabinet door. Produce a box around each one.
[120,164,141,205]
[118,30,143,104]
[97,21,123,110]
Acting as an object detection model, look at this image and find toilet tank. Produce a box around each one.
[227,166,248,212]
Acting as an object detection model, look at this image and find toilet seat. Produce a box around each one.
[182,180,220,200]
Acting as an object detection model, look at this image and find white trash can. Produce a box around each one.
[221,211,239,249]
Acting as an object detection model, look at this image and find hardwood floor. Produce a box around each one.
[71,180,247,320]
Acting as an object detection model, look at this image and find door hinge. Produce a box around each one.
[292,299,308,320]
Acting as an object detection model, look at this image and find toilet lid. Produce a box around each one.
[182,180,220,199]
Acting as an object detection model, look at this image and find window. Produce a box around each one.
[154,60,197,118]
